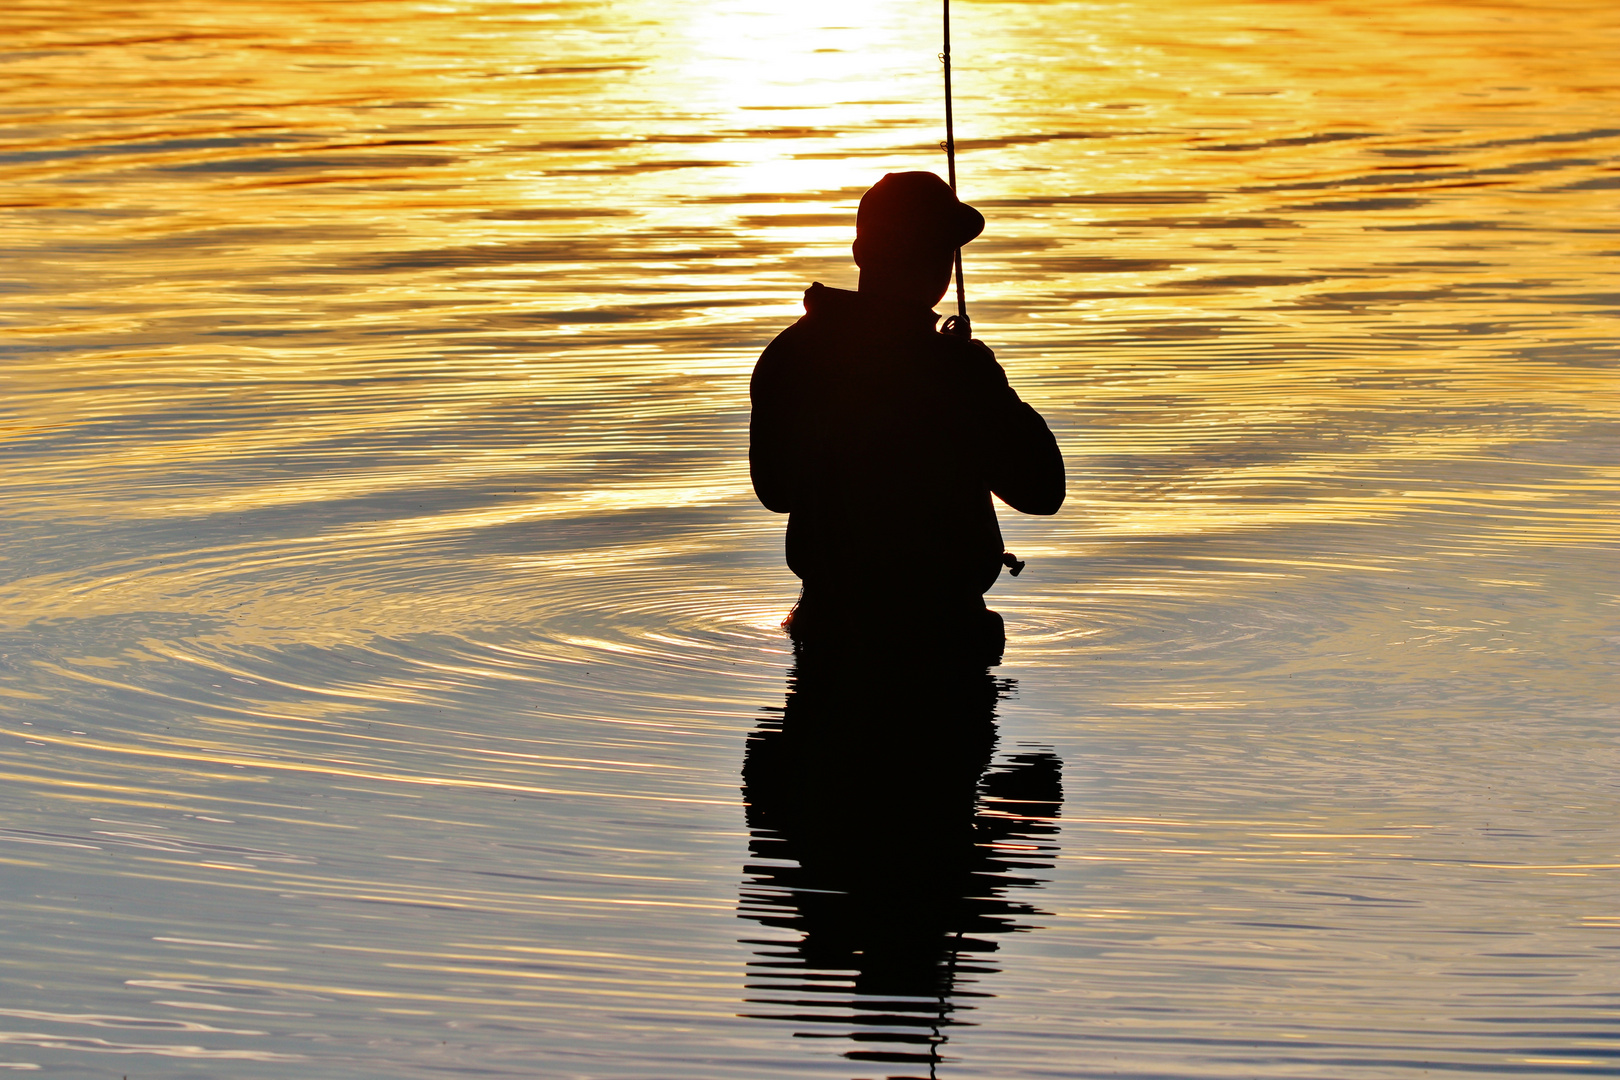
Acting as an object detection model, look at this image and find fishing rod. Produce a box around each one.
[941,0,969,337]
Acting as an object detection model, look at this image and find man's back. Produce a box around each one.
[751,282,1063,605]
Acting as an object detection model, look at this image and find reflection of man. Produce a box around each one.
[750,172,1064,642]
[739,653,1063,1066]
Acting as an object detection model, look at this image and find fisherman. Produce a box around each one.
[749,171,1064,649]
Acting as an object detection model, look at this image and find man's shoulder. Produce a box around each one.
[756,317,810,373]
[757,284,852,364]
[752,297,822,394]
[930,329,1006,385]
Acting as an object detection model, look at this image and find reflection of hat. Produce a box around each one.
[856,171,985,252]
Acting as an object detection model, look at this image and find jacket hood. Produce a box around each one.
[802,282,941,333]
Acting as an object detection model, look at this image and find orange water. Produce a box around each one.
[2,0,1617,1076]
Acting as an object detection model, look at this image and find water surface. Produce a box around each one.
[2,0,1617,1076]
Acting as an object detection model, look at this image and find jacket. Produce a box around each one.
[750,283,1063,599]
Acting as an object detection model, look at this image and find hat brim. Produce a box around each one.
[953,202,985,248]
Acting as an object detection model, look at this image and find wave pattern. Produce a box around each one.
[1,0,1616,1075]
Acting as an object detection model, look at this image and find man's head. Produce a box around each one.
[853,171,984,308]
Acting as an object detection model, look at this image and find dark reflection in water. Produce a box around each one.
[739,641,1062,1076]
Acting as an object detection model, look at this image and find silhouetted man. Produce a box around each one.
[750,171,1064,646]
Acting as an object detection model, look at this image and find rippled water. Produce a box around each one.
[3,0,1617,1075]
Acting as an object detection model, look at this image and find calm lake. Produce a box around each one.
[2,0,1617,1076]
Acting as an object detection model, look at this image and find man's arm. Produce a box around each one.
[966,339,1065,516]
[749,334,797,514]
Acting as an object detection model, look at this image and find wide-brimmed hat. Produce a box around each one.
[856,171,985,252]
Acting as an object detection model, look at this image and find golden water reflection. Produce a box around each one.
[1,0,1617,1075]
